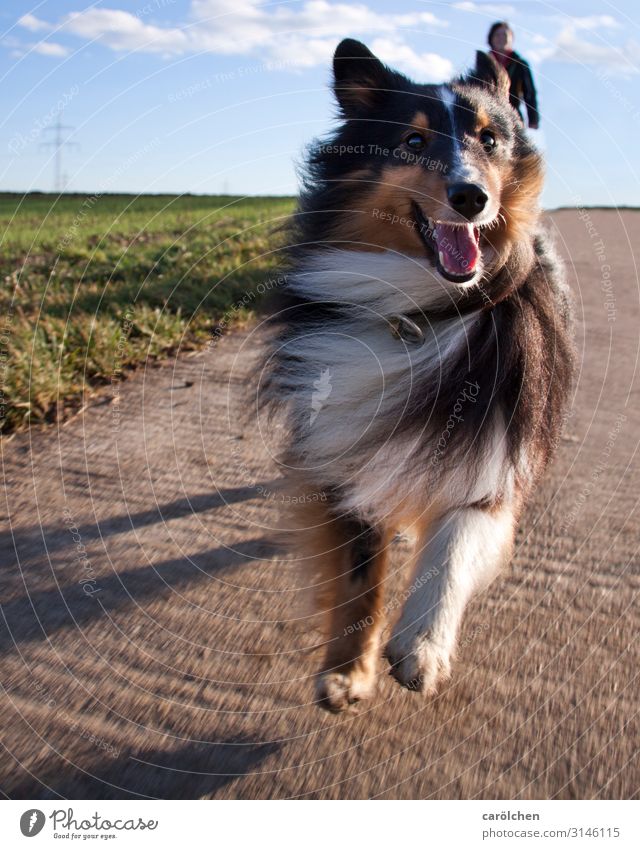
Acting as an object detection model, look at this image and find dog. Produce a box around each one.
[260,39,575,711]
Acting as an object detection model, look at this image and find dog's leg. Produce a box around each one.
[314,514,392,712]
[385,502,515,694]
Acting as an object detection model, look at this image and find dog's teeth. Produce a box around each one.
[438,250,445,266]
[428,217,435,231]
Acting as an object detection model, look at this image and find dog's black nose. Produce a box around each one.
[447,182,489,220]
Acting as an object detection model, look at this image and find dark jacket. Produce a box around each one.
[501,50,539,126]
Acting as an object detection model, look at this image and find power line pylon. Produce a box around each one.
[41,117,78,192]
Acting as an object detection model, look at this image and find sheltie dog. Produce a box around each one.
[260,39,574,711]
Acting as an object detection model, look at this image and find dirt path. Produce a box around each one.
[1,210,639,799]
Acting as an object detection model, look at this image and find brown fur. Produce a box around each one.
[334,164,448,253]
[409,110,430,131]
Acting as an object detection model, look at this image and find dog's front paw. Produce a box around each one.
[316,667,375,712]
[385,634,452,695]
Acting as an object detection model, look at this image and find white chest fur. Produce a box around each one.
[279,250,514,521]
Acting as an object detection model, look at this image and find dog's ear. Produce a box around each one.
[333,39,402,118]
[469,51,510,99]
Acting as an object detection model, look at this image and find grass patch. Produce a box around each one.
[0,192,294,432]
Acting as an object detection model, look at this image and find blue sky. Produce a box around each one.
[1,0,638,207]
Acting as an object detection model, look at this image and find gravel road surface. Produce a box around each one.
[2,209,639,799]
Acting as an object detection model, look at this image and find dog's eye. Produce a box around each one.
[480,130,496,153]
[404,132,427,151]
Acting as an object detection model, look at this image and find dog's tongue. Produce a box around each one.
[434,222,479,276]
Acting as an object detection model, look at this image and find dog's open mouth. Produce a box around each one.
[412,202,484,284]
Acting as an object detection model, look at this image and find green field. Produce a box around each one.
[0,192,294,432]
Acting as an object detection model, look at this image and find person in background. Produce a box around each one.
[488,21,539,129]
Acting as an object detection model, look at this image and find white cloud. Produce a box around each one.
[188,0,450,59]
[567,15,620,32]
[268,35,336,68]
[528,15,637,76]
[370,38,453,81]
[3,32,69,59]
[64,9,189,54]
[12,0,452,78]
[266,32,454,80]
[17,13,49,32]
[452,2,515,16]
[32,41,70,57]
[554,30,637,75]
